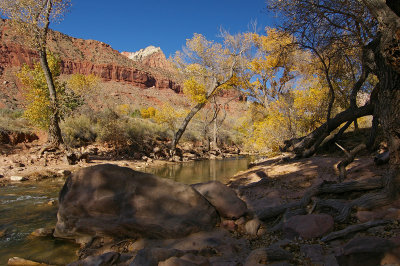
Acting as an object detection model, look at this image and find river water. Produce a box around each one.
[0,156,251,265]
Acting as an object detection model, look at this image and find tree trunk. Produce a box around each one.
[171,71,235,152]
[39,48,63,147]
[351,0,400,209]
[171,101,207,152]
[213,116,218,149]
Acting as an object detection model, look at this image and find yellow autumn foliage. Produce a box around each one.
[154,104,187,131]
[140,106,157,118]
[183,77,207,104]
[67,73,99,96]
[17,53,66,129]
[240,86,328,153]
[116,104,131,116]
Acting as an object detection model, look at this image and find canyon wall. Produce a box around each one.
[0,19,181,93]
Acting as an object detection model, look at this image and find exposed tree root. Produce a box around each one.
[258,177,385,222]
[336,143,367,182]
[321,220,392,242]
[39,142,65,155]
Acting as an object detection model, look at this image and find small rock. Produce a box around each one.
[245,246,293,266]
[57,170,71,177]
[257,228,267,236]
[8,257,51,265]
[235,217,246,226]
[283,214,334,239]
[131,248,185,266]
[300,244,338,265]
[68,252,121,266]
[13,162,25,167]
[245,219,261,236]
[86,147,98,155]
[180,254,210,266]
[183,153,197,160]
[40,158,47,167]
[10,176,27,182]
[221,220,237,231]
[47,200,57,206]
[29,228,54,237]
[172,155,181,162]
[0,229,6,238]
[159,257,198,266]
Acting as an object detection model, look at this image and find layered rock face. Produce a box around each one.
[0,19,181,92]
[54,164,219,241]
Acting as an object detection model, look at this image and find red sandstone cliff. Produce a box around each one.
[0,19,181,92]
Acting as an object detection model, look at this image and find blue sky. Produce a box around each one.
[51,0,276,58]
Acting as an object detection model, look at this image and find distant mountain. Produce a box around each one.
[122,46,172,70]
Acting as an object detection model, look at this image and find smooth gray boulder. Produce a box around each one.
[54,164,219,241]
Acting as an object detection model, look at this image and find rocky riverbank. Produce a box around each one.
[0,136,242,187]
[6,154,400,266]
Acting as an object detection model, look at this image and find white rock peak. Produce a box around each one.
[123,46,162,61]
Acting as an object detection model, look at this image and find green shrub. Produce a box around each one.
[130,109,141,118]
[61,115,97,147]
[95,110,128,147]
[0,108,31,132]
[126,117,170,140]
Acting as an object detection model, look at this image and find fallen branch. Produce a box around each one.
[281,104,373,157]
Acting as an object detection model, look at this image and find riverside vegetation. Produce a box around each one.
[1,0,400,265]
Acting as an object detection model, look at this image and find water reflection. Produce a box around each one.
[144,156,252,184]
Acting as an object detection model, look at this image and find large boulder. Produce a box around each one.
[54,164,219,241]
[192,181,247,219]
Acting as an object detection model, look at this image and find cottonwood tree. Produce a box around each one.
[0,0,71,149]
[268,0,377,157]
[243,29,301,107]
[170,32,252,153]
[256,0,400,228]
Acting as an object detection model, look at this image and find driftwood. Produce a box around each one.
[321,220,392,242]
